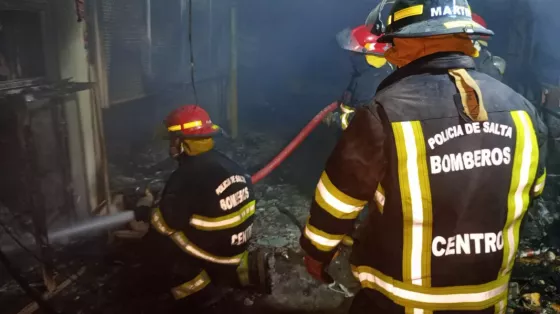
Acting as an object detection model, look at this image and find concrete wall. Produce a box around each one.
[51,0,105,220]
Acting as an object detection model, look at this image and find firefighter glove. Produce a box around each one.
[134,189,154,222]
[304,255,334,284]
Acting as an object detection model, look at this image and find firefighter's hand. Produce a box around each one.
[304,255,334,284]
[134,189,154,222]
[323,112,339,127]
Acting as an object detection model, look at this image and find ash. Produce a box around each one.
[2,126,560,314]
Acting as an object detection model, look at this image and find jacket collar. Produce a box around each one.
[377,53,476,93]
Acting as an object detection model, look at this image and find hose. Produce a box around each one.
[251,102,338,184]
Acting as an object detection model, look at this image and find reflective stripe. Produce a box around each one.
[374,184,385,213]
[190,201,256,231]
[151,208,175,236]
[236,252,250,287]
[315,172,367,219]
[444,20,484,30]
[340,104,354,114]
[494,299,506,314]
[167,120,203,132]
[151,208,243,265]
[341,112,351,130]
[304,222,344,252]
[170,270,211,300]
[171,232,243,264]
[353,266,508,311]
[501,111,539,276]
[393,121,433,314]
[533,169,546,196]
[393,5,424,22]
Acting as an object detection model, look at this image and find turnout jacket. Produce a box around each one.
[300,53,548,313]
[151,150,256,266]
[474,46,503,82]
[337,58,393,130]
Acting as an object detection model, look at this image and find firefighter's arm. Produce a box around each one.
[339,104,356,130]
[300,105,387,264]
[148,168,194,235]
[531,112,548,198]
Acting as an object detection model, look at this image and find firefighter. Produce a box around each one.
[471,13,507,81]
[300,0,548,313]
[330,24,393,130]
[327,2,396,131]
[134,105,270,311]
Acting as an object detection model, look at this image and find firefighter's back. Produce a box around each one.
[175,150,255,258]
[352,53,545,314]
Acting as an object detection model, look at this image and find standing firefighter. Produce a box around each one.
[300,0,548,313]
[135,105,270,311]
[330,2,395,130]
[471,13,507,81]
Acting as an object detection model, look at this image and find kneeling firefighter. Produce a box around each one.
[135,105,271,310]
[329,2,395,130]
[300,0,548,313]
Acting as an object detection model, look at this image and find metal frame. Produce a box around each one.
[0,1,50,91]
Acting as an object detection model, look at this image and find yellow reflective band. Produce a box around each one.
[478,40,489,47]
[394,5,424,22]
[166,121,203,132]
[236,252,250,287]
[315,172,367,220]
[171,270,211,300]
[151,209,176,236]
[171,232,244,265]
[494,298,507,314]
[444,20,483,30]
[341,112,351,130]
[190,201,256,231]
[168,125,182,132]
[501,111,539,276]
[374,184,386,214]
[354,266,509,311]
[304,221,345,252]
[533,169,546,196]
[392,121,433,291]
[388,15,393,26]
[151,209,243,265]
[183,120,202,129]
[340,104,354,114]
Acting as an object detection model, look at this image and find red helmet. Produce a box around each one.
[472,13,490,41]
[165,105,220,138]
[336,25,391,56]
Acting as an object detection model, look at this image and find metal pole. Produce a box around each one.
[146,0,152,76]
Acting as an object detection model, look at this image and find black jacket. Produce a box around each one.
[151,150,256,265]
[301,53,548,313]
[474,47,502,82]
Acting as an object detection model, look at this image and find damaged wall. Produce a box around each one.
[51,0,106,220]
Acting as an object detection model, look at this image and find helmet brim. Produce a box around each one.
[378,17,494,43]
[336,27,390,56]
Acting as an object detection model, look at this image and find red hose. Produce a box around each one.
[251,102,339,184]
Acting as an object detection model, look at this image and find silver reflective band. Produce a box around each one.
[171,232,243,265]
[317,180,363,214]
[304,227,341,248]
[356,271,508,305]
[190,202,256,230]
